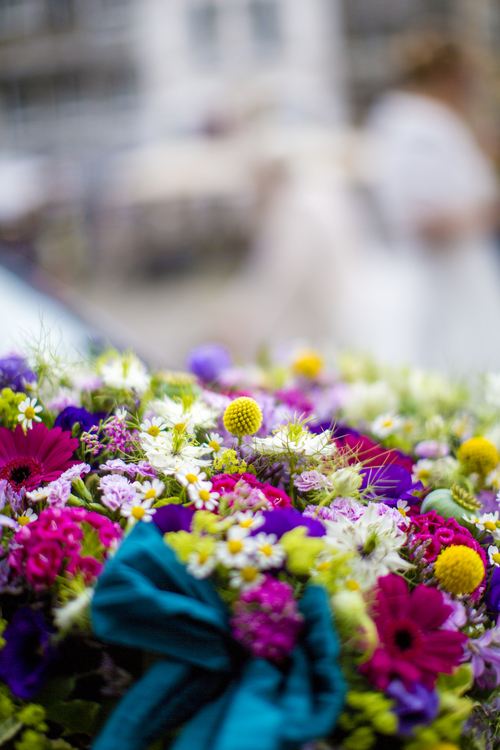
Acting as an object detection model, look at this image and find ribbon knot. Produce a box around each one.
[91,522,345,750]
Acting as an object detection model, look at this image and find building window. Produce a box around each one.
[248,0,281,60]
[187,2,220,67]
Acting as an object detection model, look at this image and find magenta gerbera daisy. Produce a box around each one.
[359,574,467,690]
[0,423,79,492]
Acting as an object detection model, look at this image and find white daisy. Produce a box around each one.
[115,408,129,421]
[215,526,255,568]
[205,432,225,455]
[176,464,208,489]
[100,354,150,394]
[141,433,211,475]
[253,532,286,570]
[252,424,336,457]
[134,478,165,503]
[15,508,38,526]
[186,549,216,579]
[229,566,264,589]
[120,497,157,525]
[150,395,220,431]
[467,512,500,535]
[140,417,169,441]
[488,545,500,567]
[232,510,265,532]
[17,397,43,429]
[187,481,220,511]
[371,413,404,439]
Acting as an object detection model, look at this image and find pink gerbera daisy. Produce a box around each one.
[0,423,79,492]
[360,574,467,690]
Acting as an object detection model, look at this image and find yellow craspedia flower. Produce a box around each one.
[223,397,262,437]
[434,545,484,595]
[457,437,499,476]
[292,349,324,378]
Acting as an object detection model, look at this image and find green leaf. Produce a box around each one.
[35,677,77,707]
[0,718,22,745]
[437,664,473,696]
[153,497,181,508]
[45,701,100,736]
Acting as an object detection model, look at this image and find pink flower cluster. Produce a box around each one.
[104,417,136,454]
[410,510,487,567]
[231,576,303,661]
[211,473,292,510]
[9,507,122,591]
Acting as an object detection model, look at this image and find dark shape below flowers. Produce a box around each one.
[360,464,422,507]
[0,607,56,699]
[0,423,79,491]
[359,573,467,690]
[386,679,439,736]
[54,406,106,433]
[0,356,36,392]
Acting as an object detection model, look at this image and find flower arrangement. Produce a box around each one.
[3,346,500,750]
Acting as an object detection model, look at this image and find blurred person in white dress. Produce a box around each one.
[363,32,500,374]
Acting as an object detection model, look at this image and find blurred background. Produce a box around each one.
[1,0,500,372]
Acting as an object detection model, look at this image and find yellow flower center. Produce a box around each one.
[434,544,485,595]
[228,539,243,554]
[398,507,407,518]
[382,419,392,428]
[198,550,209,564]
[209,440,220,452]
[174,422,187,434]
[144,488,156,500]
[484,521,497,531]
[24,407,35,420]
[18,515,30,526]
[148,425,160,437]
[223,397,263,437]
[240,567,258,582]
[186,473,198,484]
[132,506,146,520]
[492,553,500,564]
[317,561,331,572]
[260,544,273,557]
[199,490,210,502]
[239,518,253,528]
[345,579,360,591]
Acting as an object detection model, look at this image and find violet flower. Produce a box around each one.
[54,406,106,433]
[360,464,422,506]
[252,508,325,539]
[0,356,36,392]
[0,607,56,699]
[152,504,193,534]
[187,344,232,382]
[464,625,500,689]
[386,680,439,736]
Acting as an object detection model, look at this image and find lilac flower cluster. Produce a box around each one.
[9,507,122,590]
[230,576,303,661]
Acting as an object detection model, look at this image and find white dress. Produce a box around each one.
[364,90,500,375]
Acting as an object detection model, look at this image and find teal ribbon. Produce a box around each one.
[91,521,345,750]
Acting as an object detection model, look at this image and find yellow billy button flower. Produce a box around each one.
[223,397,263,438]
[434,545,485,595]
[292,349,324,378]
[457,437,499,476]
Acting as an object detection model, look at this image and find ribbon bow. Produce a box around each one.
[91,521,345,750]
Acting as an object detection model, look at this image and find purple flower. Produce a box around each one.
[464,625,500,689]
[152,504,194,534]
[415,441,449,459]
[252,508,325,539]
[101,459,137,477]
[54,406,106,433]
[486,568,500,616]
[231,576,303,661]
[0,356,36,392]
[187,344,232,382]
[303,497,365,523]
[386,680,439,736]
[360,464,422,506]
[99,475,137,511]
[294,470,329,492]
[0,608,56,699]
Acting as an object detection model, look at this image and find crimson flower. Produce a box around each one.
[0,423,79,491]
[360,574,466,690]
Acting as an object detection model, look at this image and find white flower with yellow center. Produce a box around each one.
[229,566,264,589]
[411,459,434,487]
[151,394,220,432]
[252,423,336,458]
[120,497,156,525]
[486,465,500,491]
[134,478,165,503]
[115,408,129,421]
[188,481,220,511]
[215,526,255,568]
[141,433,211,475]
[17,397,43,429]
[467,512,500,536]
[140,417,169,441]
[371,413,404,439]
[176,464,207,489]
[186,549,216,579]
[206,432,225,454]
[253,532,286,570]
[488,545,500,567]
[232,510,265,532]
[15,508,38,526]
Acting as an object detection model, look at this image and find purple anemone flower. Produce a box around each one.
[0,607,56,699]
[0,356,36,392]
[187,344,232,383]
[252,508,325,539]
[386,680,439,736]
[360,464,422,506]
[54,406,106,433]
[152,504,194,534]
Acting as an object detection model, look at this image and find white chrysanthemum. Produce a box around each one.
[134,478,165,503]
[187,481,220,511]
[253,532,286,570]
[17,397,43,429]
[252,424,336,457]
[120,497,156,525]
[141,432,210,475]
[186,549,216,579]
[15,508,38,526]
[100,354,150,394]
[370,412,404,438]
[215,526,255,568]
[229,566,264,589]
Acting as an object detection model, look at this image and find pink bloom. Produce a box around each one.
[360,574,467,690]
[99,474,137,511]
[261,485,292,509]
[24,540,64,588]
